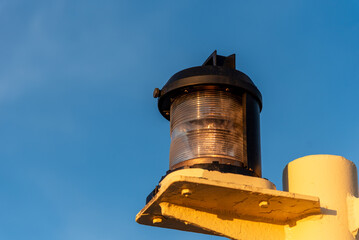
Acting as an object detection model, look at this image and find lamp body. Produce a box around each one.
[156,51,262,177]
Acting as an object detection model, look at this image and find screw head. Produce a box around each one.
[181,188,192,197]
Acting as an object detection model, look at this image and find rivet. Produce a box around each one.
[259,200,269,208]
[181,188,192,197]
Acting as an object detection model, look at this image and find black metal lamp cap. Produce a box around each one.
[155,50,262,120]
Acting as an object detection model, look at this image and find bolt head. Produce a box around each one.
[153,88,161,98]
[152,216,163,224]
[181,188,192,197]
[259,200,269,208]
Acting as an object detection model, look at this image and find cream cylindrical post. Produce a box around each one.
[283,155,359,240]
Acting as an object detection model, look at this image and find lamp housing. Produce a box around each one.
[154,51,262,177]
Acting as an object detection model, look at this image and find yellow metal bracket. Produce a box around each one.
[136,169,321,240]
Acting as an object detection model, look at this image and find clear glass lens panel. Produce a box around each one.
[169,90,244,169]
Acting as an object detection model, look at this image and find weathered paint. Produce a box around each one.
[283,155,359,240]
[136,155,359,239]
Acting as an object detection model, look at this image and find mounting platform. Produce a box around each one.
[136,169,321,237]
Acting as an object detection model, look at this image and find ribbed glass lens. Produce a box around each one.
[169,90,244,170]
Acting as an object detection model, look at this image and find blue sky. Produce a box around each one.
[0,1,359,239]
